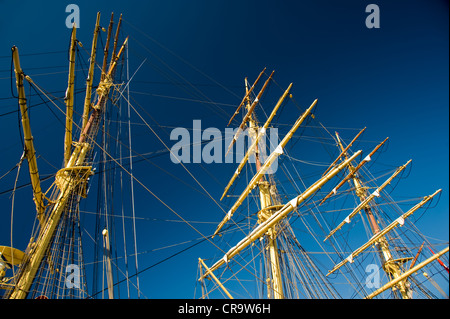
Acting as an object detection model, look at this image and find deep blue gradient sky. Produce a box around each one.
[0,1,448,299]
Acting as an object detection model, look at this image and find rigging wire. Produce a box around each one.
[122,18,242,101]
[126,42,141,297]
[9,152,25,281]
[114,83,258,242]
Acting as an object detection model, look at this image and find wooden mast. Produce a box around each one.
[11,46,45,226]
[224,70,274,157]
[102,229,114,299]
[7,15,127,299]
[201,71,345,299]
[200,151,362,280]
[243,77,283,299]
[64,24,77,166]
[332,132,413,299]
[101,13,114,81]
[365,246,449,299]
[82,12,101,134]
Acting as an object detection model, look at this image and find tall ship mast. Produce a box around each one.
[197,69,448,299]
[0,13,447,300]
[0,12,132,299]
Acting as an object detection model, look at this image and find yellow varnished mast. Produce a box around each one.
[323,131,444,299]
[199,70,358,299]
[7,13,127,299]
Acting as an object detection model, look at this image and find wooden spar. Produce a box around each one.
[11,46,45,225]
[319,137,389,205]
[365,246,449,299]
[82,12,101,133]
[240,70,274,128]
[330,133,412,298]
[213,98,317,237]
[220,83,293,201]
[263,83,293,130]
[101,13,114,81]
[409,242,425,269]
[110,14,122,64]
[64,25,77,166]
[79,36,128,144]
[326,189,442,276]
[225,70,274,157]
[324,159,412,242]
[227,67,266,126]
[8,30,128,300]
[423,272,449,298]
[108,36,128,75]
[321,127,366,177]
[200,150,362,278]
[198,258,234,299]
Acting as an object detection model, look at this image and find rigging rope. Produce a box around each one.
[9,152,25,281]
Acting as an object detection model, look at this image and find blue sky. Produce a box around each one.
[0,1,448,299]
